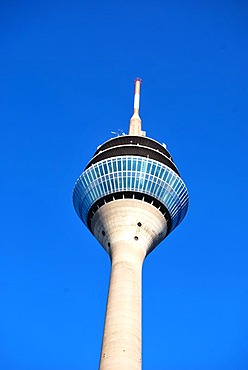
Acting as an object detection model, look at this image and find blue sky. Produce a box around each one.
[0,0,247,369]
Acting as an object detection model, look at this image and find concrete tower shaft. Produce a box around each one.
[91,200,167,369]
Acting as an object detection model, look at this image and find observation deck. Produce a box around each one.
[73,79,189,244]
[73,136,188,237]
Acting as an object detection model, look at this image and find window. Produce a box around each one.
[73,155,189,232]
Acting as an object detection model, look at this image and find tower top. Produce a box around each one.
[133,78,142,115]
[128,78,146,136]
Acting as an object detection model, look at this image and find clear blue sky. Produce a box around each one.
[0,1,247,369]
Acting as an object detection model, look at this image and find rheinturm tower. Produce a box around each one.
[73,79,189,370]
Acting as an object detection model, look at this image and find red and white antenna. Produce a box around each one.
[133,77,142,115]
[128,78,145,136]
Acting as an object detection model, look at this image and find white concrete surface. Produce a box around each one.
[91,199,167,370]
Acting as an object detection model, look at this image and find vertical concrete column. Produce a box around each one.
[99,242,146,370]
[128,114,142,136]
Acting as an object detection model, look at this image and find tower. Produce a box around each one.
[73,79,189,370]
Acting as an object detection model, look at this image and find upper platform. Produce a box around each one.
[85,135,180,176]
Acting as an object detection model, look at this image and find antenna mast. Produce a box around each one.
[128,78,145,136]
